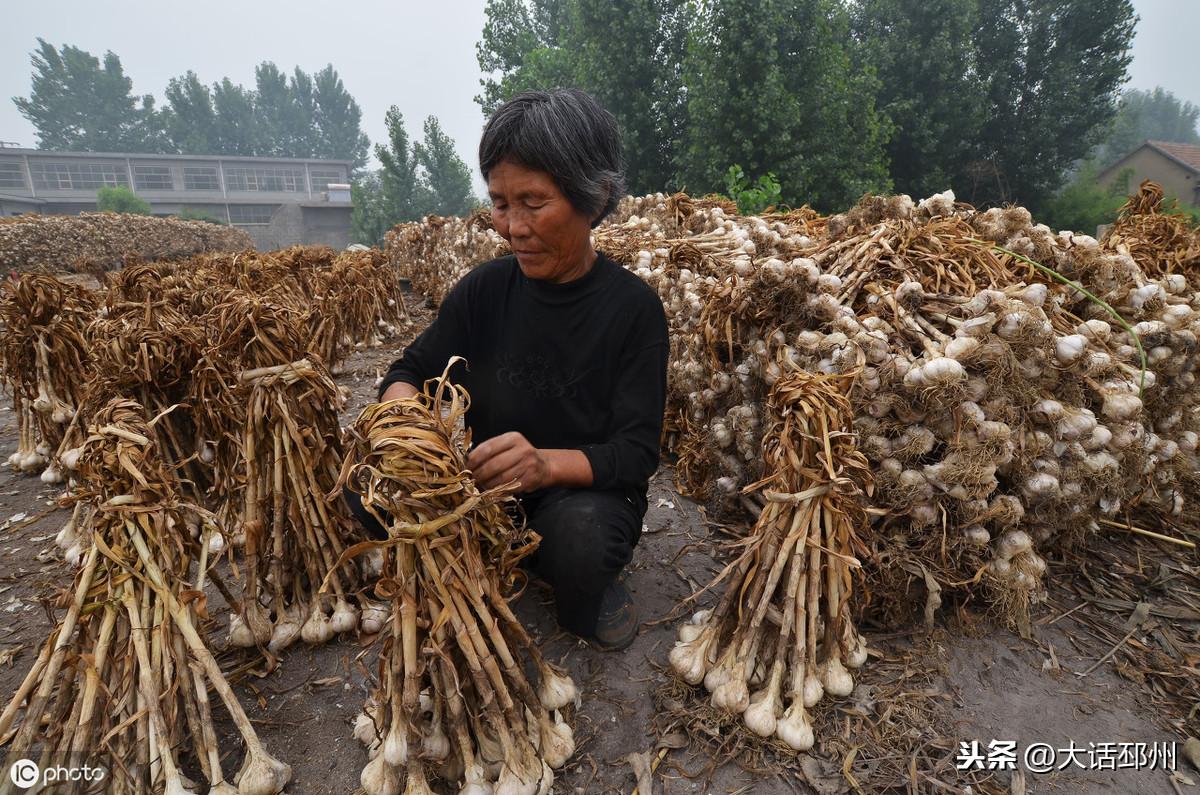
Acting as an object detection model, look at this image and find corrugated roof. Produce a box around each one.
[1146,140,1200,173]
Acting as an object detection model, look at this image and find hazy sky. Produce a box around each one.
[1,0,1197,192]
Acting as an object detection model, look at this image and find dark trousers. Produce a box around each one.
[343,485,645,637]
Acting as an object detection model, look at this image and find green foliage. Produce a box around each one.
[413,117,477,218]
[175,207,225,225]
[312,65,371,171]
[678,0,891,211]
[722,165,782,215]
[476,0,690,194]
[351,171,394,246]
[375,106,422,222]
[14,39,167,152]
[353,110,479,245]
[478,0,889,208]
[1039,161,1126,234]
[163,71,217,154]
[252,63,313,158]
[96,186,151,214]
[851,0,986,199]
[18,43,370,168]
[1094,87,1200,167]
[162,62,369,167]
[968,0,1136,210]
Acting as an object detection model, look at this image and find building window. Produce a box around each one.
[224,167,305,192]
[228,204,277,225]
[310,169,345,192]
[134,165,173,190]
[0,162,25,189]
[183,167,221,191]
[29,162,126,190]
[29,161,128,190]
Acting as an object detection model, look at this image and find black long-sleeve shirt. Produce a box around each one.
[380,253,669,493]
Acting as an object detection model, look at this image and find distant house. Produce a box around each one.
[0,148,354,250]
[1097,140,1200,207]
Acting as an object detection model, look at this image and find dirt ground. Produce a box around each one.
[1,292,1196,794]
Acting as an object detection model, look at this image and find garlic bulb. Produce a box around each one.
[330,598,359,634]
[234,750,292,795]
[360,601,389,634]
[267,603,304,652]
[538,712,575,769]
[537,666,577,710]
[422,721,450,762]
[820,655,854,697]
[353,712,379,746]
[669,629,715,685]
[710,661,750,713]
[382,724,408,766]
[360,754,400,795]
[775,701,815,750]
[300,602,334,645]
[1102,391,1143,421]
[228,613,256,648]
[802,673,824,708]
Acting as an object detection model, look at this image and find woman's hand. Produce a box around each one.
[468,432,552,491]
[380,381,419,402]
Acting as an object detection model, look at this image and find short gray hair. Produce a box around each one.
[479,89,626,228]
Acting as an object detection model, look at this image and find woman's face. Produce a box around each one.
[488,159,596,284]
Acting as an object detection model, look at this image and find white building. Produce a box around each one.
[0,147,355,249]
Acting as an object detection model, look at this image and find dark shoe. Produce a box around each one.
[591,580,639,651]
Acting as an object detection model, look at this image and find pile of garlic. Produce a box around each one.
[384,210,509,307]
[386,188,1200,623]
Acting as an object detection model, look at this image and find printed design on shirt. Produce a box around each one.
[495,352,585,399]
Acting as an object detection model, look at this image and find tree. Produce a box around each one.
[851,0,986,199]
[163,71,218,154]
[253,62,315,158]
[564,0,690,193]
[313,65,371,171]
[375,107,422,222]
[1039,160,1129,234]
[14,39,166,152]
[476,0,554,113]
[677,0,891,211]
[968,0,1136,210]
[96,185,151,214]
[288,67,317,157]
[475,0,690,194]
[1095,87,1200,167]
[353,109,478,244]
[211,78,258,156]
[413,116,478,217]
[351,171,394,245]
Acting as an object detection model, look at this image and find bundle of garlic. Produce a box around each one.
[670,367,871,749]
[71,299,209,489]
[383,185,1200,632]
[1099,180,1200,279]
[190,297,364,652]
[337,361,576,795]
[304,248,410,370]
[385,209,511,307]
[0,274,96,480]
[0,399,290,795]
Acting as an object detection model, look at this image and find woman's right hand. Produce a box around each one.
[380,381,419,402]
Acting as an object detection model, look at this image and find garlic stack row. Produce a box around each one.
[386,184,1200,633]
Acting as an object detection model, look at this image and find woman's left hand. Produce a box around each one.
[468,431,552,491]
